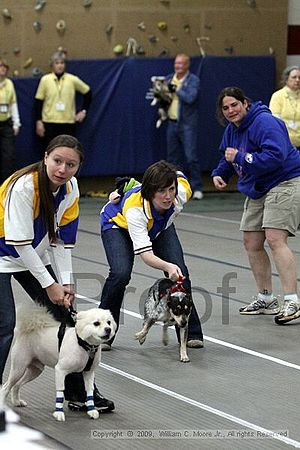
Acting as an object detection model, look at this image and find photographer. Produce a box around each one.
[165,54,203,200]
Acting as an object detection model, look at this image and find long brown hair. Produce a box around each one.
[7,134,84,243]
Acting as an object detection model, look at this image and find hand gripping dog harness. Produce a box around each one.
[156,275,187,301]
[170,276,187,294]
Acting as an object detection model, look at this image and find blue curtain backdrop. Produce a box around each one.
[14,55,275,176]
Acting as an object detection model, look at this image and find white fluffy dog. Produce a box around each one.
[0,305,116,422]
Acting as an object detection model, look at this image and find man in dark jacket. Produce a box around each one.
[165,54,203,200]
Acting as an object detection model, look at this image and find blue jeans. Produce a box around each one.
[167,120,203,192]
[0,267,84,398]
[100,224,203,343]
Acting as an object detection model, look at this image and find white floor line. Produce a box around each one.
[181,212,240,224]
[181,212,300,235]
[204,336,300,370]
[76,296,300,372]
[100,362,300,448]
[76,295,300,447]
[122,307,300,371]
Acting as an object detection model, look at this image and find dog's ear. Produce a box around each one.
[108,313,117,334]
[185,294,193,307]
[158,278,175,297]
[76,311,84,322]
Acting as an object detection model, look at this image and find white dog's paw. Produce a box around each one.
[162,336,168,346]
[87,409,99,420]
[180,355,190,363]
[162,330,168,346]
[53,411,65,422]
[13,398,28,407]
[134,331,146,345]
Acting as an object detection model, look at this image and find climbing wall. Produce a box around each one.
[0,0,288,80]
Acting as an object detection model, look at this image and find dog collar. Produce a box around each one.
[76,335,99,353]
[76,335,100,372]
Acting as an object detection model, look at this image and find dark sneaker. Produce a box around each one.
[239,296,280,315]
[94,387,115,411]
[274,300,300,325]
[101,343,112,351]
[68,388,115,413]
[187,339,203,348]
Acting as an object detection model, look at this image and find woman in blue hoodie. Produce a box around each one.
[212,86,300,324]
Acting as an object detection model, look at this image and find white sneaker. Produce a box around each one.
[239,296,280,315]
[192,190,203,200]
[274,300,300,324]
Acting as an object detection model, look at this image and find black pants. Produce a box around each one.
[0,119,15,184]
[42,122,76,150]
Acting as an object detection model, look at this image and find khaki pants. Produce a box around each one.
[240,177,300,236]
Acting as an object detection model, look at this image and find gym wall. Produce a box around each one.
[1,0,288,80]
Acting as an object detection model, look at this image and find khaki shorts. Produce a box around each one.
[240,177,300,236]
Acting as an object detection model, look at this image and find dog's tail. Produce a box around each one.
[15,304,58,335]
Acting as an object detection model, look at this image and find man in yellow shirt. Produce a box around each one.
[35,51,92,148]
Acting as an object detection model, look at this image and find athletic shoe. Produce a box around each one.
[192,191,204,200]
[239,296,280,315]
[274,300,300,324]
[68,388,115,413]
[187,339,204,348]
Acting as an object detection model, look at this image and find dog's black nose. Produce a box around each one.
[104,327,111,334]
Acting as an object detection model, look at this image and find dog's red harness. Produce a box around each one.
[169,276,187,294]
[158,276,187,300]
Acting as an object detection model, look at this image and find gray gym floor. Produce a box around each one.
[3,193,300,449]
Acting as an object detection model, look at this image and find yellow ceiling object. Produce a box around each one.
[56,19,66,34]
[113,44,124,55]
[157,21,168,31]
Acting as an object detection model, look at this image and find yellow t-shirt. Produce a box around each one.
[0,78,17,122]
[269,86,300,147]
[168,75,181,120]
[35,72,90,123]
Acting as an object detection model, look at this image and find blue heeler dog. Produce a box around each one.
[135,277,193,362]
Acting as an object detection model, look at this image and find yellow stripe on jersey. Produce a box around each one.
[122,191,144,215]
[59,197,79,226]
[108,213,129,229]
[0,178,10,237]
[0,172,40,237]
[110,191,146,229]
[32,171,40,219]
[178,175,192,201]
[5,239,32,246]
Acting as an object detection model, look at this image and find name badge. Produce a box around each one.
[56,101,65,112]
[0,104,8,113]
